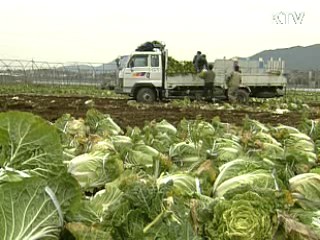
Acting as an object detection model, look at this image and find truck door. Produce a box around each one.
[149,54,162,83]
[124,54,150,88]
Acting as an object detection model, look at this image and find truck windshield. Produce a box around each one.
[128,55,148,67]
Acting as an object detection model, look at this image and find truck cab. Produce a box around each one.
[115,42,168,102]
[117,50,163,102]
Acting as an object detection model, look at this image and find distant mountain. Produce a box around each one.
[95,61,118,72]
[95,55,129,71]
[62,64,93,72]
[248,44,320,71]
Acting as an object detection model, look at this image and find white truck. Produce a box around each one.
[115,43,287,103]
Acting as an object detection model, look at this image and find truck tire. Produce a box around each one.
[236,89,249,104]
[136,88,156,103]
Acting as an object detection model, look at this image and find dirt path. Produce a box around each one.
[0,94,318,129]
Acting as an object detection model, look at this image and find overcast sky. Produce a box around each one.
[0,0,319,63]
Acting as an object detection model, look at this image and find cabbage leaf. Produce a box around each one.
[0,174,81,240]
[0,111,64,177]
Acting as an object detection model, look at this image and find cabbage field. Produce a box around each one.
[0,91,318,129]
[1,90,320,239]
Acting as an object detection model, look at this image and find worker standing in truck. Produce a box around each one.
[198,54,208,72]
[227,65,242,103]
[200,63,216,101]
[193,51,202,72]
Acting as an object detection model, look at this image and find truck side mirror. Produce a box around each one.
[130,61,134,68]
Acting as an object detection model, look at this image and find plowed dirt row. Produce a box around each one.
[0,94,318,129]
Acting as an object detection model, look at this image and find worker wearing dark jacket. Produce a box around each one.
[200,64,215,100]
[198,54,208,72]
[193,51,202,72]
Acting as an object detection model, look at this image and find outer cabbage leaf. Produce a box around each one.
[54,114,88,139]
[124,143,160,169]
[210,137,243,162]
[54,113,89,140]
[54,114,91,156]
[101,172,199,240]
[68,152,123,190]
[244,131,284,161]
[68,184,123,225]
[0,174,81,240]
[65,222,112,240]
[254,131,281,145]
[157,173,198,195]
[284,132,317,173]
[194,160,219,196]
[256,142,285,159]
[85,109,123,137]
[242,118,270,133]
[177,119,216,148]
[289,173,320,210]
[213,158,270,193]
[110,135,133,154]
[277,211,320,240]
[154,119,177,136]
[139,120,178,153]
[150,132,176,153]
[90,139,115,154]
[169,141,203,166]
[271,125,316,169]
[0,111,64,176]
[0,167,32,183]
[214,170,279,197]
[272,124,300,137]
[290,209,320,239]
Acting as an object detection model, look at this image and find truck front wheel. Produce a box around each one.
[136,88,156,103]
[236,89,249,103]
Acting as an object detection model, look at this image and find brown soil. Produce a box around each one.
[0,94,319,129]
